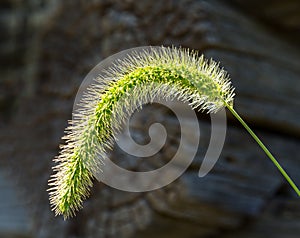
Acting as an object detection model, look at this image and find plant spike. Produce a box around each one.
[48,46,299,219]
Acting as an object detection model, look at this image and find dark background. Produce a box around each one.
[1,0,300,237]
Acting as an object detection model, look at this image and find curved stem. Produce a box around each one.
[225,103,300,197]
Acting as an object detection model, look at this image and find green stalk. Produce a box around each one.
[225,102,300,197]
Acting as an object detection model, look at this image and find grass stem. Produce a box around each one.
[225,103,300,197]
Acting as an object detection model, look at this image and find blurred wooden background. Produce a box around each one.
[1,0,300,237]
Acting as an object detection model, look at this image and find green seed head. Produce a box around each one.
[48,46,235,218]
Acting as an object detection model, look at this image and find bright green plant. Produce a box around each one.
[48,46,300,219]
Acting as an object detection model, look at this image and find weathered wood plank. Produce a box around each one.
[0,170,31,238]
